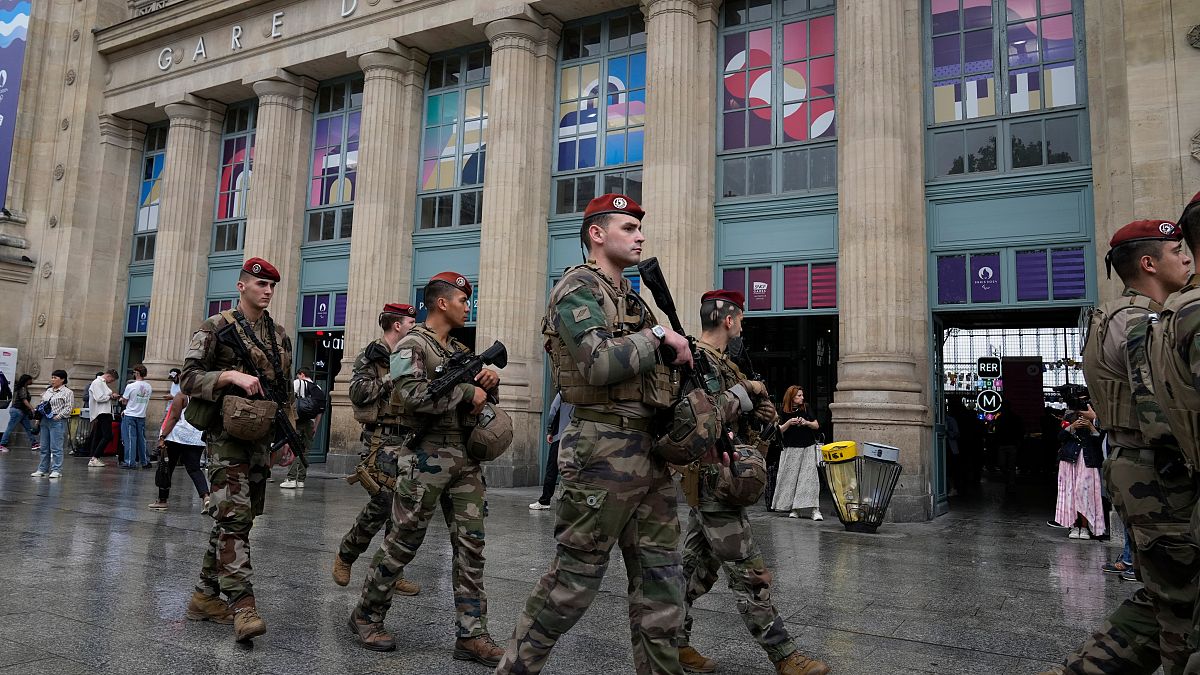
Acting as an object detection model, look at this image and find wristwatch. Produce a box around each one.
[651,325,667,341]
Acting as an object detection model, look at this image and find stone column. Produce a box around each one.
[475,10,559,487]
[143,99,225,399]
[640,0,720,336]
[326,44,428,470]
[242,73,317,338]
[830,0,933,521]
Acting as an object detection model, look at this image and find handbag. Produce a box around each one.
[33,400,52,420]
[154,451,172,490]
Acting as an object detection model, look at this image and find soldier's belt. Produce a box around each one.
[413,430,468,445]
[572,408,654,433]
[363,423,407,436]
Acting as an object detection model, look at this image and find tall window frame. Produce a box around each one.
[551,9,647,216]
[306,76,362,243]
[212,102,256,253]
[925,0,1087,180]
[417,46,491,230]
[132,126,168,263]
[718,0,838,201]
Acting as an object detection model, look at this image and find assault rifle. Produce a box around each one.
[406,340,508,450]
[216,320,303,455]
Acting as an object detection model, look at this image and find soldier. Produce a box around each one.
[496,193,723,675]
[1044,219,1196,675]
[332,302,421,597]
[1148,192,1200,673]
[676,289,829,675]
[180,257,293,643]
[348,271,506,666]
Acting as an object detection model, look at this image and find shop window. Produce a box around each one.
[132,126,168,262]
[213,102,255,253]
[306,77,362,242]
[419,46,490,229]
[300,292,348,329]
[553,10,646,215]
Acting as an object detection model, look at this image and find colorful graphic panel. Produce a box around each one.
[422,85,489,190]
[557,53,644,172]
[0,1,28,206]
[309,84,360,208]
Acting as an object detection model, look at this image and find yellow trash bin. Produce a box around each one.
[820,441,903,533]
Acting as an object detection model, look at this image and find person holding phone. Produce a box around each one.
[771,385,824,520]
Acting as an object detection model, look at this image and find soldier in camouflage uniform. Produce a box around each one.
[496,194,700,675]
[180,257,293,643]
[332,302,421,597]
[1147,193,1200,673]
[1044,220,1196,675]
[676,289,829,675]
[348,272,506,666]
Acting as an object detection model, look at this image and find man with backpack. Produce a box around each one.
[281,367,325,489]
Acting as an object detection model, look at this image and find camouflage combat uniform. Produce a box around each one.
[679,341,796,664]
[1056,288,1199,675]
[495,262,684,675]
[354,325,492,637]
[1146,274,1200,672]
[181,308,293,609]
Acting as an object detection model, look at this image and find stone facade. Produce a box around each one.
[5,0,1200,519]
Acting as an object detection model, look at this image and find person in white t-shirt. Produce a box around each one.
[119,364,153,468]
[85,369,119,467]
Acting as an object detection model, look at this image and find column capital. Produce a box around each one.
[163,97,224,133]
[640,0,721,22]
[97,113,146,150]
[357,45,428,83]
[482,11,560,57]
[248,71,317,110]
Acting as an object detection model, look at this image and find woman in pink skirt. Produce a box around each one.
[1054,408,1105,540]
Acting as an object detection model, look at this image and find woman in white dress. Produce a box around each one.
[771,385,823,520]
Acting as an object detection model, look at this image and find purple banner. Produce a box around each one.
[1015,250,1049,302]
[314,293,330,327]
[0,2,28,208]
[970,253,1001,303]
[936,255,967,305]
[747,267,772,311]
[1051,247,1087,300]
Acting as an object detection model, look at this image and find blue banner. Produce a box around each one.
[0,2,28,208]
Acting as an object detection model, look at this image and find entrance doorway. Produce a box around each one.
[934,308,1088,520]
[296,329,344,460]
[742,314,839,436]
[121,337,146,381]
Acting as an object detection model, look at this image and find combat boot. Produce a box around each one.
[453,633,505,666]
[332,553,352,586]
[185,591,234,624]
[394,577,420,596]
[679,645,717,673]
[232,599,267,642]
[775,650,830,675]
[348,612,396,651]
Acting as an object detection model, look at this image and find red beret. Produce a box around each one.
[382,303,416,317]
[584,193,645,221]
[1108,219,1181,249]
[702,289,745,311]
[1189,191,1200,206]
[429,271,472,299]
[242,257,280,282]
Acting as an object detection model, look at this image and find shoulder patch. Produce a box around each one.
[399,348,412,359]
[572,306,592,323]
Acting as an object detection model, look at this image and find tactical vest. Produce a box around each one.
[544,264,678,410]
[1081,294,1156,437]
[393,325,473,434]
[350,339,401,426]
[696,341,747,435]
[1149,282,1200,465]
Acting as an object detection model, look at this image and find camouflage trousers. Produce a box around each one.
[495,418,685,675]
[195,433,271,607]
[681,504,795,663]
[1059,447,1200,675]
[355,438,488,637]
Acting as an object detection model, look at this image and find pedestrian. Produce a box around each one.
[332,302,421,596]
[85,369,118,467]
[1053,408,1105,540]
[148,390,209,511]
[1101,526,1137,582]
[494,194,694,675]
[1044,218,1195,675]
[1146,193,1200,674]
[151,368,182,462]
[771,385,823,521]
[528,390,572,510]
[676,289,829,675]
[0,374,38,452]
[280,367,323,489]
[118,364,152,468]
[347,271,505,666]
[30,369,73,478]
[180,257,293,643]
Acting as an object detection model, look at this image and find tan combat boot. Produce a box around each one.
[232,599,267,642]
[348,612,396,651]
[185,591,233,624]
[775,650,830,675]
[393,577,421,596]
[679,645,717,673]
[332,554,352,586]
[454,633,505,666]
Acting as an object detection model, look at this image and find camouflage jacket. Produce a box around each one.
[349,337,395,424]
[388,324,488,435]
[696,340,750,439]
[1149,274,1200,462]
[180,308,293,407]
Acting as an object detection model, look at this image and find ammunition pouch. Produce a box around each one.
[466,403,514,462]
[712,444,768,507]
[220,396,276,441]
[184,397,221,431]
[653,387,721,465]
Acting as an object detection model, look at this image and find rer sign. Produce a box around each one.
[977,357,1001,379]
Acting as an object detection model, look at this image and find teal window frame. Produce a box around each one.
[305,75,363,243]
[132,126,168,263]
[212,101,256,253]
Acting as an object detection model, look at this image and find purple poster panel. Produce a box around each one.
[970,253,1001,303]
[747,267,772,311]
[936,255,967,305]
[0,2,28,208]
[314,293,330,327]
[1015,250,1049,302]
